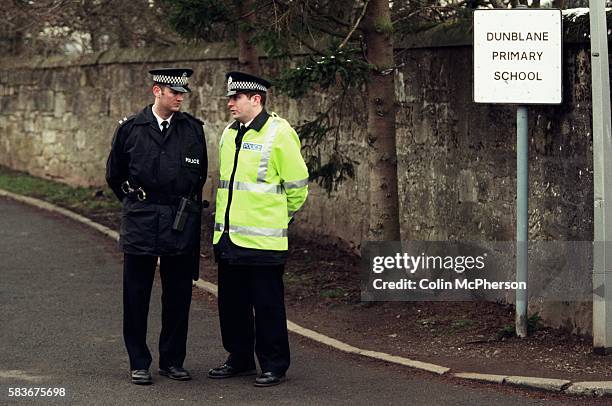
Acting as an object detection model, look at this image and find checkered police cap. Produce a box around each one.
[226,71,271,96]
[149,68,193,93]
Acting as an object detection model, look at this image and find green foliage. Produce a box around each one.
[496,312,544,340]
[163,0,232,41]
[306,151,359,195]
[527,312,543,333]
[293,105,360,195]
[320,288,348,298]
[374,17,394,35]
[276,50,371,99]
[0,166,120,212]
[296,112,334,147]
[497,323,515,340]
[276,50,368,194]
[250,28,292,59]
[391,0,488,37]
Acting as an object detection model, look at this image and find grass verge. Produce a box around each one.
[0,166,120,213]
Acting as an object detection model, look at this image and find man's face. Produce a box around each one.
[154,85,185,115]
[227,93,260,123]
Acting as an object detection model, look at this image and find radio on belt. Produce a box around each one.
[172,197,193,231]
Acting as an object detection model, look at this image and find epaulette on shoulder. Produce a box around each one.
[269,112,287,123]
[183,112,205,126]
[269,113,289,127]
[117,115,135,127]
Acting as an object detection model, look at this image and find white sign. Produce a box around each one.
[473,9,562,104]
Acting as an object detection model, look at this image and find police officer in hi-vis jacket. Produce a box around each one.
[207,71,308,387]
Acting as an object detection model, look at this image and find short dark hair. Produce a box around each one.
[153,83,185,97]
[244,91,266,107]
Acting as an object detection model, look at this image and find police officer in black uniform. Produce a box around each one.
[105,68,207,385]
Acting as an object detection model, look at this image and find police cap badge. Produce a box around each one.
[225,71,271,96]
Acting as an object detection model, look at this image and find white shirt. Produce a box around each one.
[152,107,173,131]
[241,118,254,129]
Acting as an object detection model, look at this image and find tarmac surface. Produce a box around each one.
[0,196,596,405]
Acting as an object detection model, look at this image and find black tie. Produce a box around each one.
[161,121,169,137]
[235,124,247,149]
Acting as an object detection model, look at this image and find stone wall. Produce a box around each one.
[0,44,370,246]
[393,41,595,334]
[0,17,607,334]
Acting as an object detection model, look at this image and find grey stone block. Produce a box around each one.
[505,376,571,392]
[54,92,66,118]
[34,90,54,112]
[565,381,612,397]
[453,372,507,384]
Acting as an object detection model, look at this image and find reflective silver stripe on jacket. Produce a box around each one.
[283,178,308,189]
[219,179,283,194]
[214,223,287,237]
[257,120,281,182]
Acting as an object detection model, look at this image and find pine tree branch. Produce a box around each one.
[293,34,326,55]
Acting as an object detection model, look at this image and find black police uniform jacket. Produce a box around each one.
[105,105,207,256]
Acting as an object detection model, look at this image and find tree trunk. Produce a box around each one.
[362,0,401,241]
[237,0,260,75]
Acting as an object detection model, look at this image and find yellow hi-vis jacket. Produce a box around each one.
[213,112,309,251]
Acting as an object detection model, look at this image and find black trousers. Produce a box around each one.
[123,253,193,370]
[217,261,290,375]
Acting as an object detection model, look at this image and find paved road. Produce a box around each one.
[0,196,595,405]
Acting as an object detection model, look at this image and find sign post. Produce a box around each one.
[589,0,612,354]
[473,8,562,337]
[516,105,528,338]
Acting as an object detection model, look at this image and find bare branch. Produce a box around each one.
[293,33,327,55]
[338,0,369,49]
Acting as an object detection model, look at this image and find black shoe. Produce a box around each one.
[207,363,257,379]
[130,369,152,385]
[254,372,286,387]
[159,366,192,381]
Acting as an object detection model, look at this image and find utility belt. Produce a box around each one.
[130,190,184,206]
[121,180,192,205]
[122,180,200,231]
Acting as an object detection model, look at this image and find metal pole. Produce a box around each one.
[590,0,612,354]
[516,105,529,338]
